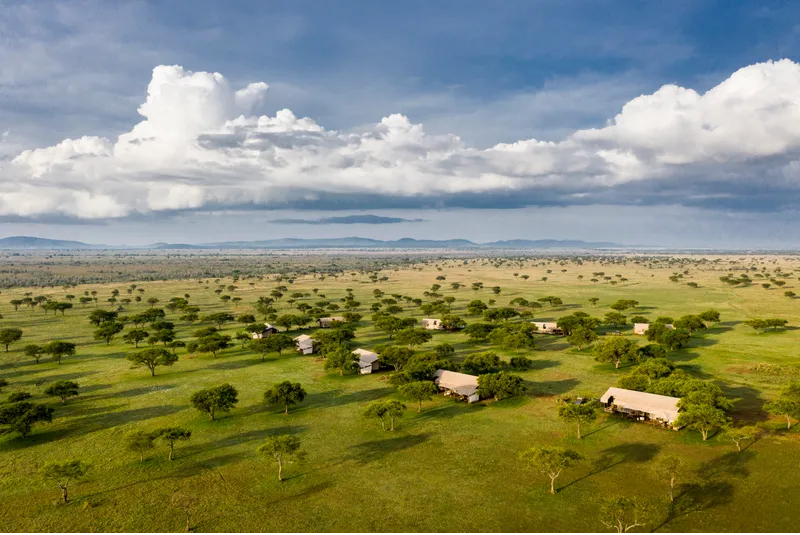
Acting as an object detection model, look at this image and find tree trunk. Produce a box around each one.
[577,421,582,439]
[169,442,175,460]
[140,449,145,462]
[151,367,156,377]
[284,405,289,415]
[417,401,422,413]
[277,458,284,481]
[380,418,385,431]
[669,476,675,502]
[787,415,793,430]
[549,476,556,495]
[615,360,620,369]
[185,513,191,533]
[701,429,709,441]
[390,417,395,431]
[61,484,69,503]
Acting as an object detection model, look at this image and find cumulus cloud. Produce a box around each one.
[6,60,800,219]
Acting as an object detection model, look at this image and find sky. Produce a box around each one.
[3,0,800,247]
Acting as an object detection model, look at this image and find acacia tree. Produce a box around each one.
[122,329,149,348]
[557,399,600,439]
[128,347,179,377]
[676,404,729,441]
[44,381,79,404]
[23,344,45,363]
[477,371,526,401]
[125,430,156,462]
[40,460,90,503]
[0,401,54,437]
[264,381,307,415]
[0,328,23,352]
[724,425,761,453]
[256,435,304,481]
[763,381,800,429]
[567,327,599,350]
[520,446,583,494]
[598,496,654,533]
[594,337,639,369]
[153,427,191,460]
[651,455,685,503]
[365,400,407,431]
[324,346,359,376]
[189,384,239,420]
[399,381,439,412]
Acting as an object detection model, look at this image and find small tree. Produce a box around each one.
[0,401,54,437]
[594,337,639,369]
[93,321,124,345]
[23,344,45,363]
[567,327,599,350]
[557,399,600,439]
[651,455,685,503]
[128,347,179,377]
[763,381,800,429]
[43,341,77,364]
[123,328,150,348]
[40,460,90,503]
[153,427,191,460]
[125,430,156,462]
[383,400,406,431]
[256,435,304,481]
[323,345,360,376]
[724,425,761,453]
[189,384,239,420]
[477,371,526,401]
[44,381,79,404]
[399,381,439,412]
[364,402,389,430]
[520,446,583,494]
[264,381,307,415]
[676,404,729,441]
[598,496,654,533]
[0,328,23,352]
[395,328,433,348]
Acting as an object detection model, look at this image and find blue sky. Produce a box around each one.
[3,0,800,246]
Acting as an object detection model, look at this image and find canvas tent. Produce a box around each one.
[433,369,480,403]
[600,387,680,427]
[353,348,380,374]
[294,334,316,355]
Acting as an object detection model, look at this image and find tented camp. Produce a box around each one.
[633,323,675,335]
[532,321,563,335]
[353,348,380,374]
[600,387,681,428]
[317,316,345,328]
[433,369,480,403]
[421,318,443,330]
[251,324,279,339]
[294,334,316,355]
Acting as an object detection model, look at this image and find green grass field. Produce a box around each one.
[0,255,798,532]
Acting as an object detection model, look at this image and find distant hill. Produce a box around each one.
[0,235,627,250]
[0,236,106,250]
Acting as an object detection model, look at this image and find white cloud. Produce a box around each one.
[6,60,800,219]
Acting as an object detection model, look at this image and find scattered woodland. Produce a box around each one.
[0,252,798,532]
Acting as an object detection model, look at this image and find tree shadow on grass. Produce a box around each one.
[561,442,661,491]
[81,384,178,402]
[206,359,263,371]
[0,403,185,450]
[652,451,751,531]
[412,401,485,423]
[723,384,769,422]
[529,378,580,396]
[16,371,98,387]
[293,387,395,414]
[343,432,432,464]
[527,359,560,371]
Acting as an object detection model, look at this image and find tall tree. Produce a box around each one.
[598,496,654,533]
[593,337,639,369]
[399,381,439,412]
[189,384,239,420]
[557,399,600,439]
[256,435,304,481]
[125,430,156,462]
[651,455,685,503]
[44,381,79,404]
[128,348,179,377]
[153,427,191,460]
[763,381,800,429]
[0,328,23,352]
[264,381,307,415]
[40,460,90,503]
[520,446,583,494]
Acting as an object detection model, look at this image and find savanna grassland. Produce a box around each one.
[0,252,798,532]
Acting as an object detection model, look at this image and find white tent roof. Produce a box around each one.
[353,348,378,367]
[600,387,680,423]
[433,369,479,396]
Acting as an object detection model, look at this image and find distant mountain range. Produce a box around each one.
[0,235,627,250]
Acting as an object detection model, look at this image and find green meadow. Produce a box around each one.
[0,254,798,532]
